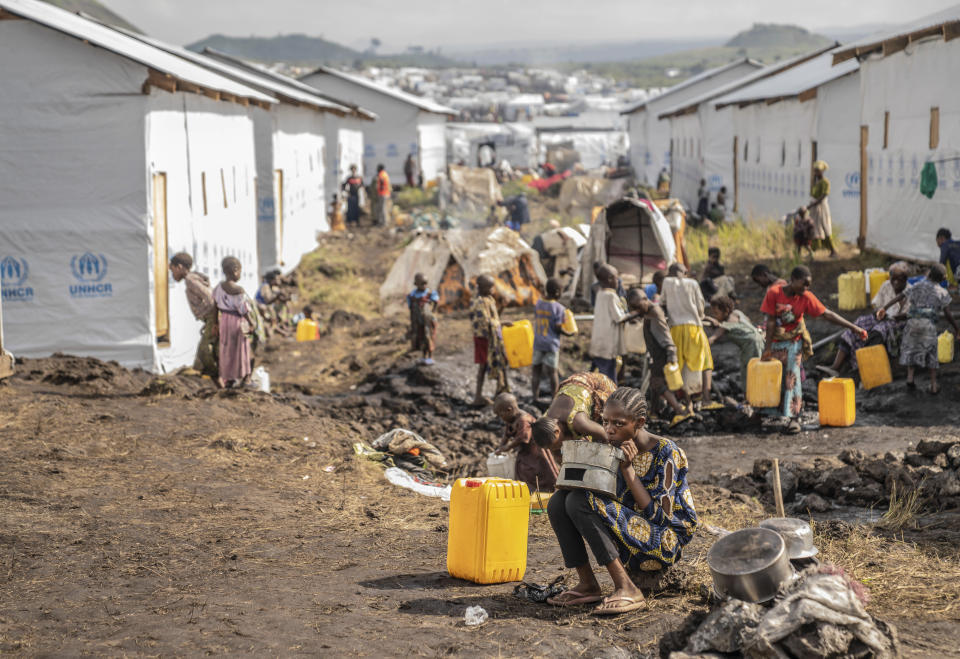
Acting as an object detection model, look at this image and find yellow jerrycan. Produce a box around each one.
[856,345,892,389]
[838,272,867,311]
[502,320,534,369]
[939,331,955,363]
[818,377,856,427]
[663,363,684,391]
[746,357,782,408]
[560,308,579,335]
[296,318,319,342]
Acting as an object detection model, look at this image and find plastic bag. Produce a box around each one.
[383,467,451,501]
[251,366,270,393]
[464,605,488,626]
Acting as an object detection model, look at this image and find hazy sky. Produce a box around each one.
[103,0,959,49]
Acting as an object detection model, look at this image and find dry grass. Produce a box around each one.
[878,481,925,532]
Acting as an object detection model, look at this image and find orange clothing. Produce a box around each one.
[377,170,391,198]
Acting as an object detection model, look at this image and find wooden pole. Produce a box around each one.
[773,458,786,517]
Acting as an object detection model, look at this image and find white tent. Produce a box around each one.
[713,49,860,237]
[621,59,763,185]
[0,0,271,371]
[833,7,960,259]
[445,122,537,169]
[299,67,455,183]
[660,47,837,210]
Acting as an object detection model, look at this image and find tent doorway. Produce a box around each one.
[151,172,170,345]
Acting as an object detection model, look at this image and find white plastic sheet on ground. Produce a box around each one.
[383,467,451,501]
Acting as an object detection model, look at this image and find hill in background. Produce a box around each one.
[726,23,833,49]
[41,0,139,31]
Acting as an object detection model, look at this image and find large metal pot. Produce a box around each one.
[707,527,793,603]
[555,440,624,497]
[759,517,818,560]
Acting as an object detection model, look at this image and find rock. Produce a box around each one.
[916,438,955,457]
[752,458,773,480]
[858,458,889,484]
[904,453,933,468]
[939,470,960,497]
[948,444,960,468]
[765,468,798,502]
[814,465,861,497]
[884,465,916,495]
[798,492,831,512]
[727,475,761,498]
[842,481,884,506]
[934,453,950,468]
[328,309,365,327]
[883,450,905,464]
[839,448,866,466]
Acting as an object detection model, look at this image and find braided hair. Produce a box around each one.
[605,387,648,422]
[531,416,560,448]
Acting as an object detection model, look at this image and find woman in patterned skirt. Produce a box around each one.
[546,387,698,615]
[531,372,616,452]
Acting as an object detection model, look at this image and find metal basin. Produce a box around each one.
[708,527,793,603]
[759,517,818,560]
[555,440,624,497]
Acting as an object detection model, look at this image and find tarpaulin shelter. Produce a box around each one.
[832,6,960,259]
[380,227,546,316]
[574,198,677,298]
[558,176,630,218]
[0,0,272,372]
[447,165,503,214]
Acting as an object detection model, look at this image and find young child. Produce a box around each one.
[407,273,439,365]
[624,288,693,425]
[493,393,558,491]
[532,277,572,401]
[470,274,510,406]
[590,264,627,384]
[214,257,254,389]
[329,193,345,232]
[792,206,815,259]
[881,263,959,394]
[699,247,725,300]
[708,295,764,395]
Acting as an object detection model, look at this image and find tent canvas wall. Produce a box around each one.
[380,228,546,316]
[445,122,537,169]
[622,59,763,185]
[299,67,454,183]
[575,198,677,299]
[833,9,960,259]
[0,0,269,372]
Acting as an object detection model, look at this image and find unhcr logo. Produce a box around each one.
[843,171,860,199]
[0,255,34,302]
[69,252,112,298]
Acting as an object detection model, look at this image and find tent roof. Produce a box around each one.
[301,66,456,116]
[0,0,276,107]
[657,45,837,120]
[202,49,376,120]
[86,23,349,115]
[833,5,960,64]
[713,48,858,108]
[620,58,763,115]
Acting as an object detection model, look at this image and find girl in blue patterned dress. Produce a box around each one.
[546,387,698,615]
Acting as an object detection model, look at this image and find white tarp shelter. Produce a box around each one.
[660,47,836,210]
[833,7,960,259]
[0,0,272,371]
[621,59,763,186]
[445,122,537,169]
[713,49,860,237]
[575,198,677,298]
[299,66,455,183]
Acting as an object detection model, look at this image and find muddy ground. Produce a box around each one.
[2,228,960,657]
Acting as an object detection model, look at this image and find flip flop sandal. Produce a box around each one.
[591,595,646,616]
[701,401,724,411]
[782,420,802,435]
[546,590,603,607]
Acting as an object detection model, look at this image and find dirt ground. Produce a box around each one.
[2,226,960,657]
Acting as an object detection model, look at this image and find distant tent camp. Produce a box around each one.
[380,227,546,315]
[574,198,677,298]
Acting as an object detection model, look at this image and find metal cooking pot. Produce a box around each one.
[707,527,793,603]
[555,440,624,498]
[759,517,818,560]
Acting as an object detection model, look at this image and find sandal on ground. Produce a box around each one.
[701,401,724,411]
[782,419,802,435]
[669,412,693,428]
[591,594,646,616]
[546,590,603,607]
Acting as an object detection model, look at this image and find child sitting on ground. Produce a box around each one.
[407,273,439,365]
[707,295,764,395]
[532,277,574,401]
[493,393,558,491]
[470,274,511,406]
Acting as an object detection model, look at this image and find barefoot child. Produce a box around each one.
[407,273,439,364]
[707,295,763,394]
[214,257,254,388]
[470,274,510,405]
[532,277,573,401]
[493,393,559,491]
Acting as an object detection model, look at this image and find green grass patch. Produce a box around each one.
[296,246,380,317]
[393,186,438,212]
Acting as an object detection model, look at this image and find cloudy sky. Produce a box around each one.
[103,0,958,49]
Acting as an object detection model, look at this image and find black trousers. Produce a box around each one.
[547,489,620,568]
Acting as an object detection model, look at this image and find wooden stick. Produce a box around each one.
[773,458,786,517]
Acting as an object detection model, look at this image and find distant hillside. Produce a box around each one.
[41,0,139,31]
[726,23,832,49]
[185,33,457,68]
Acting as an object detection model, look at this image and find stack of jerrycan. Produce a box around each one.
[746,358,782,408]
[447,478,530,584]
[838,272,867,311]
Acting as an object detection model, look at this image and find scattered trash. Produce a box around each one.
[512,577,566,603]
[372,429,448,470]
[250,366,270,393]
[464,605,488,626]
[383,467,451,501]
[301,475,310,480]
[323,465,336,473]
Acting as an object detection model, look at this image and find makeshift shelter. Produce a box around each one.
[380,227,546,316]
[622,59,763,186]
[445,122,537,169]
[659,47,836,210]
[713,49,860,237]
[557,176,630,219]
[299,67,455,183]
[538,127,628,170]
[200,49,376,241]
[447,165,503,214]
[832,7,960,259]
[0,0,272,371]
[574,198,677,298]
